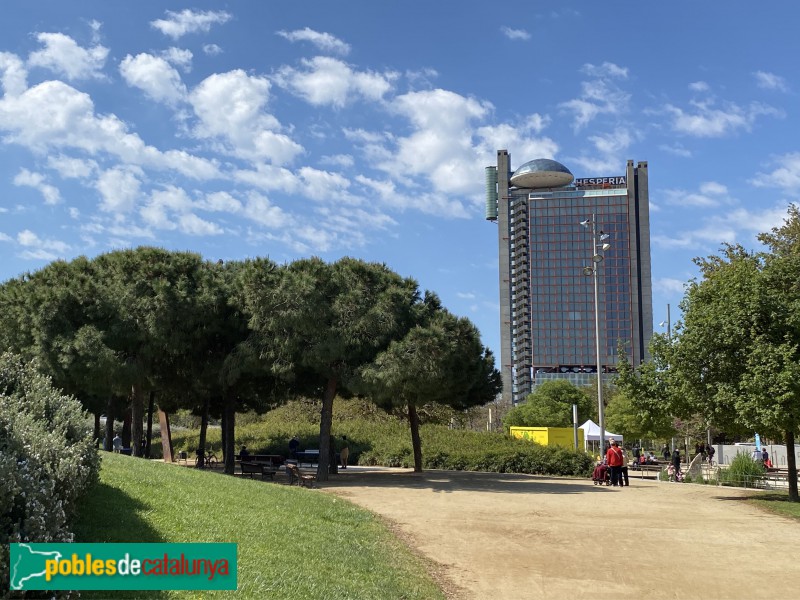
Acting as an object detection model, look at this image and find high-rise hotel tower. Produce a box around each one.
[486,151,653,404]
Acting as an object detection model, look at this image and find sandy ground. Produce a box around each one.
[317,467,800,600]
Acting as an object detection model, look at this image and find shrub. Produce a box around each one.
[155,398,595,478]
[0,353,100,591]
[719,452,766,488]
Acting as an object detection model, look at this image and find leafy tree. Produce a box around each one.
[358,293,502,471]
[503,380,593,429]
[243,257,418,481]
[604,387,674,441]
[620,214,800,500]
[93,248,215,457]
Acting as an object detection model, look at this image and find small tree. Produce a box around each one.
[358,294,501,471]
[503,380,593,429]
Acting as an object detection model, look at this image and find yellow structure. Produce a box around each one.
[510,426,584,449]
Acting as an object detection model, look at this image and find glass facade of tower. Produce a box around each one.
[491,151,653,405]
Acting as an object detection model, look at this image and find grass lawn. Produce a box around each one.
[747,492,800,521]
[73,453,444,599]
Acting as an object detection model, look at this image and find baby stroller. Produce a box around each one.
[592,463,611,485]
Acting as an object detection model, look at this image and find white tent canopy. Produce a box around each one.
[579,420,623,450]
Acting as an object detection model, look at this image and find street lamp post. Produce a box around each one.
[581,215,610,458]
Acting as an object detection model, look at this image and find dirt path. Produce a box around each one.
[320,467,800,599]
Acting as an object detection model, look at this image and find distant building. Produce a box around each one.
[486,151,653,404]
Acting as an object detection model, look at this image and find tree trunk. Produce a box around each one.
[122,407,132,450]
[130,382,144,457]
[145,390,155,459]
[786,429,798,502]
[158,410,173,462]
[197,396,210,468]
[104,398,115,452]
[408,401,423,472]
[223,392,236,475]
[316,376,337,481]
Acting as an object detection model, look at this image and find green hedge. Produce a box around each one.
[155,399,593,478]
[0,353,100,592]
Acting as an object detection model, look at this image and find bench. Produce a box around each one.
[239,461,276,480]
[286,463,315,488]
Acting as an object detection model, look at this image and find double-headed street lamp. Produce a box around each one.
[580,214,610,457]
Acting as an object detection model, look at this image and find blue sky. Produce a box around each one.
[1,2,798,364]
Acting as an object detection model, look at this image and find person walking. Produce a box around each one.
[707,444,715,465]
[605,440,625,487]
[662,444,670,461]
[671,449,682,478]
[339,435,350,469]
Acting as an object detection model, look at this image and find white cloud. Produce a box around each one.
[654,278,688,295]
[203,44,222,56]
[0,80,219,179]
[298,166,362,205]
[664,99,782,137]
[754,71,788,92]
[274,56,395,108]
[560,63,630,130]
[150,9,231,39]
[13,168,61,204]
[476,116,559,172]
[500,27,530,41]
[190,69,303,165]
[276,28,350,55]
[356,174,469,218]
[27,32,108,80]
[198,191,242,213]
[242,192,289,228]
[319,154,354,168]
[689,81,710,93]
[16,229,70,260]
[750,152,800,192]
[661,181,731,208]
[178,212,223,235]
[96,167,142,213]
[456,292,476,299]
[140,186,192,229]
[0,232,12,242]
[47,155,97,178]
[233,164,300,192]
[699,181,727,196]
[89,20,102,44]
[570,128,635,173]
[580,62,628,79]
[652,204,791,250]
[120,53,187,105]
[162,47,193,72]
[381,89,491,194]
[659,143,692,158]
[0,52,28,96]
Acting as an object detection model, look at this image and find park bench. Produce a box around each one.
[239,461,276,480]
[286,463,315,488]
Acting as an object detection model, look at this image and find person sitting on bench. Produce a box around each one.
[240,446,250,460]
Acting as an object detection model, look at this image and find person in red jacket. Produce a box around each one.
[605,439,625,487]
